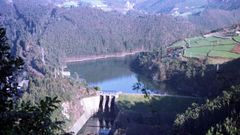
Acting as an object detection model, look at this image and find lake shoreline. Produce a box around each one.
[64,50,145,63]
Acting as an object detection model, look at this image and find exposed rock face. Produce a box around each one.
[62,100,84,122]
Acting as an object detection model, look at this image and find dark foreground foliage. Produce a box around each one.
[0,27,66,134]
[174,85,240,135]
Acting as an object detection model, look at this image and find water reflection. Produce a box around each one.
[77,96,117,135]
[68,56,135,84]
[67,55,160,93]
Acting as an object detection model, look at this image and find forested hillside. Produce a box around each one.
[40,8,197,57]
[132,50,240,97]
[1,0,240,74]
[130,25,240,134]
[1,1,240,134]
[131,24,240,97]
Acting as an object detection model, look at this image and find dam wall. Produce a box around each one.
[68,92,118,134]
[69,96,100,134]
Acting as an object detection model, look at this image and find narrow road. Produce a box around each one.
[100,91,204,99]
[121,93,204,99]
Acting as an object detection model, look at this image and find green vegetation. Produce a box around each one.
[133,45,240,97]
[0,27,65,134]
[133,38,240,134]
[93,86,101,91]
[21,74,92,129]
[117,95,202,113]
[23,75,87,102]
[184,46,213,57]
[116,94,203,134]
[2,2,200,73]
[209,50,240,59]
[2,2,240,76]
[184,46,239,58]
[212,45,235,51]
[233,35,240,42]
[174,85,240,135]
[131,26,240,134]
[132,55,240,134]
[170,36,240,59]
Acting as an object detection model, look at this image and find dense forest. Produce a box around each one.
[1,1,240,75]
[0,27,67,134]
[174,85,240,135]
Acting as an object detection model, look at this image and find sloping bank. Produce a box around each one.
[112,94,203,135]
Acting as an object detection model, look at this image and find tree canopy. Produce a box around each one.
[174,85,240,135]
[0,27,66,134]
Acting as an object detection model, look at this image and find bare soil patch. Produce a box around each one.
[232,44,240,54]
[207,57,232,64]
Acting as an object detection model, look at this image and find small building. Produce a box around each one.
[54,67,71,78]
[17,79,29,90]
[61,67,71,77]
[61,70,71,77]
[236,31,240,35]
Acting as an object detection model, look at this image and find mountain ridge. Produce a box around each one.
[1,0,240,75]
[2,0,240,15]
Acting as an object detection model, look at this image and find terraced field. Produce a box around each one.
[169,36,240,59]
[209,50,240,59]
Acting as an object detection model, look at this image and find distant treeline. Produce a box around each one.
[1,2,240,71]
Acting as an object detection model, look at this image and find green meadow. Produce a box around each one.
[116,94,202,113]
[169,36,240,59]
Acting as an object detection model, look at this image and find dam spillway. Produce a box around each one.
[99,94,116,113]
[70,92,119,135]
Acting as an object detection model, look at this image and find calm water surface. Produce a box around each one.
[67,55,159,93]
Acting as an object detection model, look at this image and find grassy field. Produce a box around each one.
[234,35,240,42]
[116,94,202,113]
[209,50,240,59]
[169,36,240,59]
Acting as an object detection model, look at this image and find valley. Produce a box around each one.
[0,0,240,135]
[2,0,240,75]
[66,26,240,134]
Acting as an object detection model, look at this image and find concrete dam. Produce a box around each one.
[99,93,119,113]
[69,92,119,135]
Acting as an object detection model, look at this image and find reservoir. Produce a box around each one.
[67,55,200,135]
[67,55,159,94]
